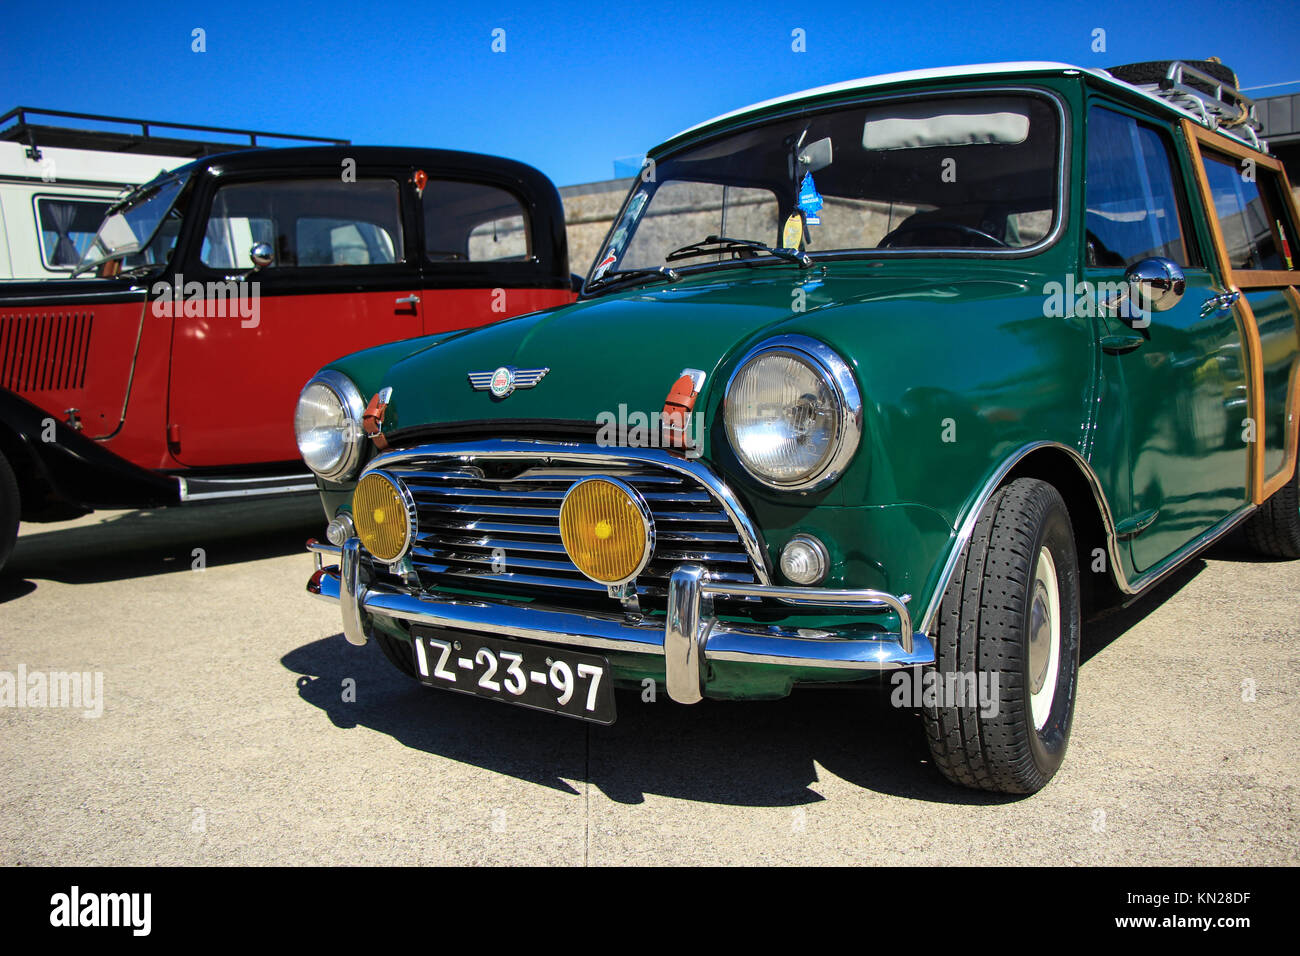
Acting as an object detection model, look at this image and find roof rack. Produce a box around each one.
[0,106,349,160]
[1121,62,1266,150]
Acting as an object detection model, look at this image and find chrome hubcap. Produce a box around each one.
[1027,546,1061,731]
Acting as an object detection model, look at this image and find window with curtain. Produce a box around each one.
[37,197,112,269]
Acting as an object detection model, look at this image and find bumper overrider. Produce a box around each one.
[304,440,934,704]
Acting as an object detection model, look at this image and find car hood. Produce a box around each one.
[376,266,1033,433]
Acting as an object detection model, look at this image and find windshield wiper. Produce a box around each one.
[585,266,680,293]
[666,235,812,267]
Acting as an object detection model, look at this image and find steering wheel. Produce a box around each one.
[878,221,1009,249]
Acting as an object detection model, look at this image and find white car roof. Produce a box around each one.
[659,61,1239,148]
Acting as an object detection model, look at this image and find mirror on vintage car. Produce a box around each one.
[797,135,833,172]
[249,242,274,270]
[1125,256,1186,312]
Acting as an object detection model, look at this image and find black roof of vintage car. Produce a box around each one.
[119,144,572,280]
[171,144,564,202]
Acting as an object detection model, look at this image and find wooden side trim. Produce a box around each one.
[1236,271,1300,288]
[1261,286,1300,499]
[1190,127,1285,168]
[1182,120,1266,502]
[1182,121,1236,279]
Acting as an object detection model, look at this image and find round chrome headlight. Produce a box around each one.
[724,336,862,491]
[294,370,366,482]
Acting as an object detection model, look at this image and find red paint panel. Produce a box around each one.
[167,288,425,466]
[0,297,147,440]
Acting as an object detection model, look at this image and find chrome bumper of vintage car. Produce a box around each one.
[306,538,934,704]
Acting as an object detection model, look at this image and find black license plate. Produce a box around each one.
[411,627,616,724]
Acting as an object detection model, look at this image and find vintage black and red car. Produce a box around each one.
[0,145,574,569]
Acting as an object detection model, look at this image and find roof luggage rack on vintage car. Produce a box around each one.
[1107,60,1266,150]
[0,105,349,160]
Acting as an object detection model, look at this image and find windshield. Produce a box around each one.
[587,91,1061,292]
[74,175,187,276]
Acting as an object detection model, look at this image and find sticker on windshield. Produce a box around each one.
[626,190,649,220]
[782,213,804,250]
[798,173,823,225]
[593,248,618,280]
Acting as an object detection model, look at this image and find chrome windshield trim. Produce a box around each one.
[362,439,774,584]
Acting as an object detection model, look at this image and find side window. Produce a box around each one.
[1201,153,1297,271]
[422,181,531,262]
[1084,106,1191,268]
[200,179,403,269]
[36,197,111,268]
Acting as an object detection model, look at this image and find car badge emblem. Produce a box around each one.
[468,366,550,398]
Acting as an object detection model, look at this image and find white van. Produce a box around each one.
[0,107,347,280]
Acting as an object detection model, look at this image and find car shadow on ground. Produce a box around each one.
[1,497,325,598]
[283,551,1210,808]
[283,632,965,806]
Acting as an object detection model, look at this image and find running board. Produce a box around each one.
[176,472,317,502]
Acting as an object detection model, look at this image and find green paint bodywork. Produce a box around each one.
[313,67,1288,699]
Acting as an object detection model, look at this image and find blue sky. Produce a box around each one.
[3,0,1297,186]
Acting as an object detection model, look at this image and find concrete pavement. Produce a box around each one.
[1,498,1296,865]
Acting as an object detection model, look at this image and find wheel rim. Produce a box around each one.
[1027,545,1061,731]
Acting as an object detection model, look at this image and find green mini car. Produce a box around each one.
[300,60,1300,793]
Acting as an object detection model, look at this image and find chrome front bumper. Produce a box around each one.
[307,538,934,704]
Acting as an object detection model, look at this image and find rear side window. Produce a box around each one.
[36,197,111,269]
[200,179,403,269]
[1084,106,1191,268]
[1201,153,1296,271]
[423,181,531,262]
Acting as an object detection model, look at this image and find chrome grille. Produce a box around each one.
[387,461,763,610]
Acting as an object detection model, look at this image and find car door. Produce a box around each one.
[166,170,424,467]
[1083,103,1252,575]
[1185,128,1300,514]
[417,175,574,335]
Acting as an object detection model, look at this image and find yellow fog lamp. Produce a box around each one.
[559,477,654,586]
[352,471,415,564]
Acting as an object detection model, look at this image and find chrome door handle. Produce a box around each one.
[1201,290,1240,317]
[395,294,421,306]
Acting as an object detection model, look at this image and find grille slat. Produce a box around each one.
[392,459,763,612]
[0,312,94,392]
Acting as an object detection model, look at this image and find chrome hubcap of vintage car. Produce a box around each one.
[1027,545,1061,730]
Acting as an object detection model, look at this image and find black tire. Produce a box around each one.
[922,478,1082,794]
[375,629,418,678]
[0,452,19,574]
[1242,465,1300,558]
[1107,59,1239,91]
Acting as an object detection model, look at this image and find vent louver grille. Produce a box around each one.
[0,312,93,392]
